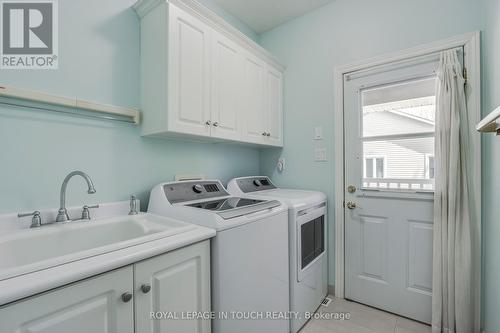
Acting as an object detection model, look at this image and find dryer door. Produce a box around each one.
[297,204,327,281]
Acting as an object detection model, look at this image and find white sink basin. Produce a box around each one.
[0,214,196,281]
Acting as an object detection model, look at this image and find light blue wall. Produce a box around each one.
[258,0,484,290]
[481,0,500,330]
[0,0,260,213]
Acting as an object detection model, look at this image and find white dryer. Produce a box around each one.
[148,179,290,333]
[227,176,328,333]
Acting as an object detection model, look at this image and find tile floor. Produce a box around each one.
[299,297,431,333]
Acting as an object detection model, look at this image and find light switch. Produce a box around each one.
[313,126,323,140]
[315,148,327,162]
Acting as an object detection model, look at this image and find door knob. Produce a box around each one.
[141,284,151,294]
[121,292,133,303]
[347,185,357,193]
[346,201,357,209]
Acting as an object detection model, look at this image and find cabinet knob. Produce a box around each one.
[262,132,267,136]
[266,132,271,137]
[212,122,219,127]
[121,292,133,303]
[205,120,212,126]
[141,284,151,294]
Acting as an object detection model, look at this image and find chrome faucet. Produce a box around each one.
[56,171,96,222]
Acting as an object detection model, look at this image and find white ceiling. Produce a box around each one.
[212,0,335,34]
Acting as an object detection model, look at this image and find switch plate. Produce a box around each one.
[313,126,323,140]
[315,148,327,162]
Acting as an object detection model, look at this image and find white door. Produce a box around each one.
[0,267,134,333]
[168,4,212,137]
[134,241,211,333]
[265,66,283,146]
[241,53,266,144]
[210,33,242,141]
[344,55,443,324]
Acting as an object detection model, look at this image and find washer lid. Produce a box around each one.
[186,197,281,219]
[244,189,326,209]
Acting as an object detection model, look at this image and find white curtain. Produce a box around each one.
[432,49,479,333]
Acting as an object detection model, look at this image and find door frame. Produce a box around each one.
[333,31,481,312]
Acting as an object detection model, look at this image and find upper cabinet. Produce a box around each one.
[168,4,212,137]
[265,67,284,146]
[210,32,243,141]
[134,0,284,147]
[241,53,267,144]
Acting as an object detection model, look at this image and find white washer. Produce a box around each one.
[227,176,328,333]
[148,180,290,333]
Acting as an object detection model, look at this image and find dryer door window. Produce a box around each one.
[301,215,325,269]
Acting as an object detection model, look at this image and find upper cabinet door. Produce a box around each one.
[134,241,211,333]
[168,5,212,137]
[241,53,267,144]
[265,67,284,146]
[210,33,243,141]
[0,267,134,333]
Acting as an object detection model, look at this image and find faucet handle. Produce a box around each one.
[18,211,42,228]
[129,195,139,215]
[81,204,99,220]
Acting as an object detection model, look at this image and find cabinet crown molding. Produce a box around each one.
[133,0,285,72]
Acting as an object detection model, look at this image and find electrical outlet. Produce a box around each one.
[315,148,327,162]
[277,158,286,172]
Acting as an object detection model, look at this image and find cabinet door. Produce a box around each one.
[240,53,267,144]
[134,240,211,333]
[168,4,212,137]
[210,33,243,141]
[0,267,134,333]
[265,66,284,146]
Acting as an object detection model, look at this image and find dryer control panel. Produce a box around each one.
[236,177,277,193]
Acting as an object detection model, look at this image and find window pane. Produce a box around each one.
[428,156,435,179]
[362,137,435,191]
[361,77,436,191]
[376,158,384,178]
[365,158,373,178]
[362,78,436,138]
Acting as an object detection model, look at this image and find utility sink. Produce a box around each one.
[0,214,196,281]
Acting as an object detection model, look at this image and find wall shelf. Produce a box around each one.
[0,84,140,125]
[476,105,500,134]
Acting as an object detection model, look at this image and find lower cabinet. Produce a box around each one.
[135,240,211,333]
[0,266,134,333]
[0,240,211,333]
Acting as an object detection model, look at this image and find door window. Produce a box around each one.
[361,78,436,191]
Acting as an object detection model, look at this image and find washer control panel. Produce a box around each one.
[163,180,229,204]
[236,177,276,193]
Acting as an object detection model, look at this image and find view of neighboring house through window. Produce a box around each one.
[426,155,435,179]
[361,78,436,191]
[364,156,386,178]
